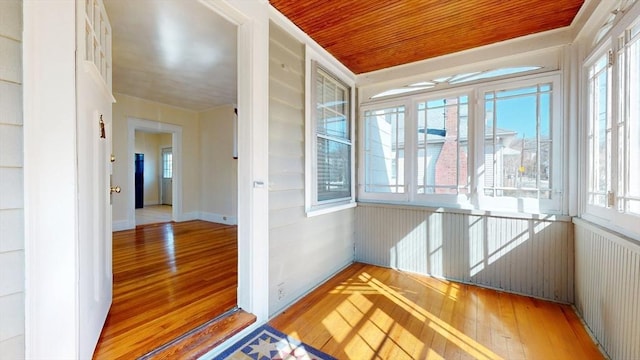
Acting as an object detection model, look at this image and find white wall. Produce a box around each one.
[268,22,355,317]
[199,105,238,224]
[0,1,24,357]
[134,131,160,206]
[112,93,200,223]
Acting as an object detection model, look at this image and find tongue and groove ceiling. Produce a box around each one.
[269,0,585,74]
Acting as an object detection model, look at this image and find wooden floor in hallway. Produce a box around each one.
[270,263,604,360]
[135,204,172,225]
[93,220,238,359]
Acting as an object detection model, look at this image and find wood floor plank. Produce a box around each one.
[93,221,238,360]
[270,263,604,360]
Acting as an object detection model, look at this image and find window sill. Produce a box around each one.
[578,213,640,244]
[356,200,572,222]
[306,201,357,217]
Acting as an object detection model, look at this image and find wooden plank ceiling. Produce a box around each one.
[270,0,585,74]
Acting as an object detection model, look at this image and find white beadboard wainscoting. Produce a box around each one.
[355,203,574,303]
[574,218,640,360]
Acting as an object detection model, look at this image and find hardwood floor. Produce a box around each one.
[93,221,238,359]
[270,263,604,360]
[135,204,172,225]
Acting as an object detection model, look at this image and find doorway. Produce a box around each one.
[128,122,181,228]
[134,153,143,209]
[24,1,269,358]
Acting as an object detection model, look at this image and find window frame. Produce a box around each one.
[475,74,563,214]
[582,2,640,238]
[411,90,472,206]
[359,99,410,203]
[305,49,356,216]
[358,72,564,215]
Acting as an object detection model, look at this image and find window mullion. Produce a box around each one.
[406,100,416,201]
[536,86,541,199]
[456,101,461,194]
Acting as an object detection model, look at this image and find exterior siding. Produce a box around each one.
[574,219,640,360]
[0,1,24,357]
[268,22,355,317]
[356,203,573,302]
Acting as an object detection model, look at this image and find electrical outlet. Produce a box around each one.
[277,283,286,301]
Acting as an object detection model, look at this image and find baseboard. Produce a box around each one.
[199,212,238,225]
[179,211,200,222]
[112,220,131,231]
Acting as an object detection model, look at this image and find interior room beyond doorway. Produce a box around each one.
[134,130,173,225]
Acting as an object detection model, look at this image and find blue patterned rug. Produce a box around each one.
[214,324,336,360]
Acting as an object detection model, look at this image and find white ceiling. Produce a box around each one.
[104,0,237,111]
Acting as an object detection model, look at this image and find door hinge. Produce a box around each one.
[99,114,106,139]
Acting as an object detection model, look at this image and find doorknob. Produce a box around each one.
[110,185,121,194]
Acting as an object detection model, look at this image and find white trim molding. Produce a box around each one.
[126,117,183,229]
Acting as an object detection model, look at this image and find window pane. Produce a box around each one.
[628,33,640,214]
[163,152,172,179]
[364,106,405,193]
[484,83,553,199]
[317,138,351,202]
[313,62,352,207]
[316,69,349,139]
[416,95,468,194]
[596,68,610,194]
[587,53,611,207]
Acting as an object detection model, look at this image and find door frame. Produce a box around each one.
[23,0,270,357]
[199,0,270,326]
[127,118,182,227]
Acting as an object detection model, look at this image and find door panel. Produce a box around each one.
[76,0,114,358]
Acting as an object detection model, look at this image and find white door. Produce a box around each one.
[161,147,173,205]
[76,0,115,358]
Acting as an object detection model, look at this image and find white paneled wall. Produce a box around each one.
[574,219,640,360]
[0,0,24,358]
[268,22,355,317]
[356,203,573,302]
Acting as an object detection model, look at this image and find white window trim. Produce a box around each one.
[358,71,565,215]
[475,73,564,214]
[411,90,473,207]
[581,1,640,239]
[305,46,356,216]
[358,98,410,203]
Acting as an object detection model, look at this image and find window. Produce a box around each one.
[587,54,612,208]
[482,83,554,202]
[415,95,469,197]
[370,66,543,99]
[363,104,406,197]
[360,73,563,214]
[162,150,172,179]
[308,61,354,212]
[584,5,640,237]
[618,22,640,215]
